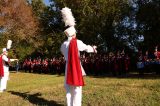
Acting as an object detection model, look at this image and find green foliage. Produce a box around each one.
[15,45,35,60]
[0,0,40,60]
[1,0,160,60]
[29,0,66,57]
[30,0,46,17]
[53,0,130,52]
[136,0,160,50]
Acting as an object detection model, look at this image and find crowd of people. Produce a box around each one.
[20,51,131,77]
[136,47,160,75]
[22,57,65,75]
[81,52,131,76]
[14,48,160,77]
[20,49,160,76]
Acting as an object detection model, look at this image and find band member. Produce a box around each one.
[0,48,10,92]
[137,50,145,75]
[0,40,13,92]
[60,7,97,106]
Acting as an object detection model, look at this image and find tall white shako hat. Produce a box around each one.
[2,48,7,52]
[2,40,12,53]
[61,7,76,37]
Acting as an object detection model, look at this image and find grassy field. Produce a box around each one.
[0,71,160,106]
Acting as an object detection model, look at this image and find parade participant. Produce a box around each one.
[0,40,13,92]
[0,40,12,92]
[154,46,160,59]
[60,7,97,106]
[15,60,19,73]
[0,40,18,92]
[0,48,10,92]
[124,54,130,75]
[137,50,145,75]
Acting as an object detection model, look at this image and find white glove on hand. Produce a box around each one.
[93,45,97,53]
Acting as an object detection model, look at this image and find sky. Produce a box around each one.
[43,0,51,6]
[28,0,51,5]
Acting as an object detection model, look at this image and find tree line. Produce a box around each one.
[0,0,159,61]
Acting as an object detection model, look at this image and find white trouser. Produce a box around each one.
[0,72,9,91]
[65,84,82,106]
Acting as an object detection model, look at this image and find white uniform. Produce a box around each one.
[61,37,95,106]
[0,54,10,92]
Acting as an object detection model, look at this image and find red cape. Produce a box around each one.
[0,55,4,77]
[66,38,84,86]
[157,52,160,58]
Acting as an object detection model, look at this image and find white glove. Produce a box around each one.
[93,45,97,53]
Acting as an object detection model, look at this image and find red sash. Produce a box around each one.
[66,38,84,86]
[0,55,4,77]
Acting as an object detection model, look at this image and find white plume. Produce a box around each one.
[61,7,76,27]
[7,40,12,49]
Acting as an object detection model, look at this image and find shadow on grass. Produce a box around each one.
[88,73,160,79]
[8,91,64,106]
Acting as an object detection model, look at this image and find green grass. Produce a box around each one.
[0,72,160,106]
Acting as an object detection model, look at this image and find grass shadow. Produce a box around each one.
[88,72,160,79]
[8,91,64,106]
